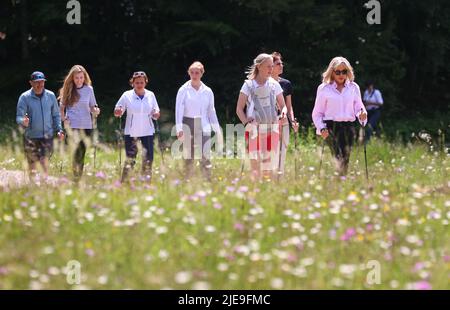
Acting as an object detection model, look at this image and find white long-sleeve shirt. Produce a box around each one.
[175,81,220,134]
[115,89,160,137]
[363,89,384,110]
[312,80,367,135]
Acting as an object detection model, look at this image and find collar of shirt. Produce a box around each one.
[133,89,148,100]
[252,79,269,89]
[30,88,46,98]
[186,81,205,92]
[331,79,351,89]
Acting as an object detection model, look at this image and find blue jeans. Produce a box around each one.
[366,109,381,141]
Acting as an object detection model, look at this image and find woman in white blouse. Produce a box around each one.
[175,61,220,180]
[114,71,160,182]
[312,56,367,175]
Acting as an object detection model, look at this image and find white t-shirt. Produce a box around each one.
[62,85,97,129]
[115,89,160,137]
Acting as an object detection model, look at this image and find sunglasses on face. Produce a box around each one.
[334,69,348,76]
[133,71,146,77]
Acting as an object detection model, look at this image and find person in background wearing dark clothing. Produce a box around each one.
[363,81,383,141]
[271,52,299,175]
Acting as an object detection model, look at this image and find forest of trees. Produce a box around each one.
[1,0,449,134]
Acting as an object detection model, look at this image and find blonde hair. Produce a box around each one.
[246,53,273,80]
[188,61,205,74]
[322,56,355,84]
[59,65,92,107]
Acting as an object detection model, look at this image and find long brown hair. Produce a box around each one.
[58,65,92,107]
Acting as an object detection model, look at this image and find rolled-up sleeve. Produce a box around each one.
[375,90,384,105]
[115,93,128,111]
[151,93,160,120]
[175,88,185,133]
[353,84,367,127]
[89,86,98,108]
[208,91,221,133]
[312,85,327,135]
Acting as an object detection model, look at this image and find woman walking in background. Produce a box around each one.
[363,80,384,141]
[114,71,160,183]
[59,65,100,181]
[236,53,287,180]
[175,61,221,181]
[271,52,299,175]
[312,56,367,176]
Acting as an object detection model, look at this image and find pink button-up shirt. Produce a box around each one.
[312,80,367,135]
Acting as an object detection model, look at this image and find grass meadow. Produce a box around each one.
[0,127,448,290]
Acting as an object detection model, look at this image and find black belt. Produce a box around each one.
[324,120,355,128]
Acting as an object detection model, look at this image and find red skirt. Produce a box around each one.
[245,125,280,154]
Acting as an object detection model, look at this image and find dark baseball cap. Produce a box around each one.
[30,71,47,81]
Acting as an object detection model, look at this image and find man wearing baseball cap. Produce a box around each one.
[16,71,64,180]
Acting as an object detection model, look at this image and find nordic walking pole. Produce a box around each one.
[118,115,122,171]
[294,120,298,178]
[361,108,369,180]
[277,119,283,181]
[288,117,299,179]
[59,139,64,173]
[59,112,65,174]
[153,119,165,167]
[318,137,325,177]
[92,104,99,170]
[240,121,251,178]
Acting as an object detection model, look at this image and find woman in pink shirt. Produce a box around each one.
[312,56,367,175]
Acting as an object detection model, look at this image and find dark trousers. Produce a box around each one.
[122,135,154,182]
[325,121,355,175]
[366,109,381,141]
[72,129,92,179]
[183,117,211,180]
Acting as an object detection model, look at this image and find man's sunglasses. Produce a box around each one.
[334,69,348,76]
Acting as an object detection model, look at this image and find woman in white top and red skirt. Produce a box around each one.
[236,53,287,180]
[114,71,160,182]
[312,56,367,175]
